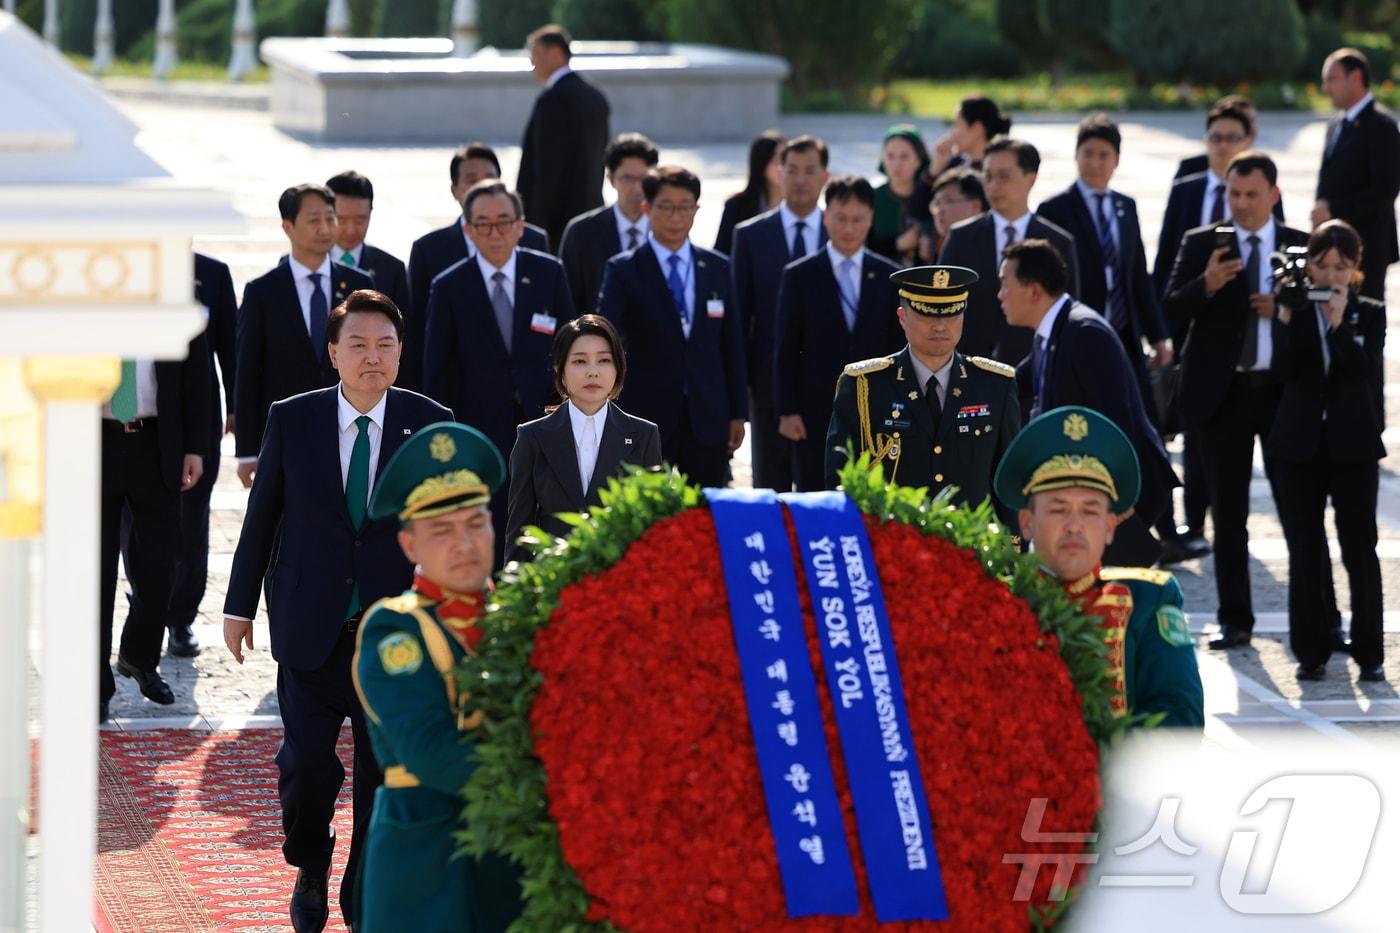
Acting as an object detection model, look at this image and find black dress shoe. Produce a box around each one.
[1359,665,1387,683]
[114,655,175,705]
[1157,537,1193,566]
[1178,534,1211,558]
[290,868,329,933]
[167,624,201,658]
[1296,663,1327,682]
[1209,626,1251,650]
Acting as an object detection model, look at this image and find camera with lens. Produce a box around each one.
[1270,246,1334,311]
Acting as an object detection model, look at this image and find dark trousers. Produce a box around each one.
[276,624,382,921]
[1197,376,1280,632]
[1273,448,1383,669]
[1359,253,1389,301]
[168,422,221,630]
[793,427,826,493]
[1180,429,1209,532]
[664,405,731,488]
[748,388,793,492]
[100,420,181,703]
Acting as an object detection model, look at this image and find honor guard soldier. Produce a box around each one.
[994,406,1204,727]
[825,265,1021,529]
[352,423,522,932]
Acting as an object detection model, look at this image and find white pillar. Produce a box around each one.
[36,401,100,933]
[41,0,58,46]
[228,0,257,82]
[152,0,178,80]
[92,0,114,74]
[0,527,29,933]
[451,0,479,57]
[324,0,350,38]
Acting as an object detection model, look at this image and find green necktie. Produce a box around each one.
[340,251,356,267]
[111,360,138,422]
[345,414,371,617]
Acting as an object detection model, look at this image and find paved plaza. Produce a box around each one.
[87,96,1400,747]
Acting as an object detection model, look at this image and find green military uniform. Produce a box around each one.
[824,266,1020,527]
[994,406,1204,728]
[351,423,522,932]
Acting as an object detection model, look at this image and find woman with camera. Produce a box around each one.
[1267,219,1387,683]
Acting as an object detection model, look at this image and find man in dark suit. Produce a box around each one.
[100,317,212,721]
[1170,94,1259,181]
[597,165,748,487]
[732,134,831,491]
[558,132,659,314]
[235,184,374,488]
[223,291,451,932]
[1312,47,1400,301]
[1164,152,1309,651]
[324,171,412,379]
[1001,239,1177,567]
[406,144,549,391]
[422,180,576,564]
[162,253,237,659]
[518,24,610,250]
[938,136,1079,365]
[775,175,901,491]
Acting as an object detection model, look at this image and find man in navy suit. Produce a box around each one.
[162,253,238,659]
[1170,94,1259,181]
[939,136,1079,366]
[406,144,549,389]
[224,291,451,932]
[732,134,830,491]
[597,165,748,487]
[1001,239,1177,567]
[324,171,412,377]
[1312,47,1400,301]
[235,184,374,488]
[422,180,576,564]
[558,132,659,314]
[774,175,901,491]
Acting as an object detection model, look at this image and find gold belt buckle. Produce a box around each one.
[122,419,141,433]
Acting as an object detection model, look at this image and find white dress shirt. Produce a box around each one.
[475,248,518,296]
[102,360,159,420]
[780,203,821,256]
[648,235,696,338]
[1199,172,1233,228]
[287,254,333,337]
[567,399,608,492]
[1344,91,1375,124]
[544,63,572,89]
[613,204,649,250]
[827,241,864,328]
[908,351,954,409]
[990,209,1033,258]
[332,243,365,267]
[337,384,387,498]
[1236,220,1277,372]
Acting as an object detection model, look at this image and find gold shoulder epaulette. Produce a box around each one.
[370,591,432,616]
[1100,566,1174,587]
[843,356,894,377]
[969,356,1015,378]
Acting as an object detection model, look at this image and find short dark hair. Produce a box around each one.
[823,175,876,209]
[325,170,374,207]
[278,183,335,222]
[984,136,1040,174]
[450,143,501,185]
[1003,239,1069,297]
[1205,98,1254,135]
[781,134,829,168]
[1076,112,1121,153]
[1308,218,1365,270]
[552,314,627,399]
[1327,46,1372,88]
[1226,150,1278,187]
[958,96,1011,138]
[930,167,989,211]
[643,165,701,203]
[527,23,572,58]
[326,289,405,343]
[604,132,660,173]
[462,179,523,219]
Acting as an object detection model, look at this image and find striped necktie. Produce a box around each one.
[1094,193,1128,331]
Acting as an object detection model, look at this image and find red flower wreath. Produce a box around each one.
[526,505,1103,932]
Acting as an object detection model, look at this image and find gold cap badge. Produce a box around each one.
[1063,413,1089,441]
[429,432,457,462]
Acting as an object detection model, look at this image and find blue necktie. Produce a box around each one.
[1094,193,1128,331]
[791,220,808,258]
[838,258,858,331]
[308,271,329,361]
[667,254,689,328]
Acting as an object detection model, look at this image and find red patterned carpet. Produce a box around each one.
[95,728,355,933]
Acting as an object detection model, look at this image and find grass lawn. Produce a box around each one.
[63,53,269,83]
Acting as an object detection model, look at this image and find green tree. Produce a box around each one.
[995,0,1120,79]
[378,0,444,37]
[557,0,667,41]
[478,0,554,49]
[1109,0,1305,86]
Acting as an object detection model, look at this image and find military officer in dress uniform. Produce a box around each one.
[825,265,1021,529]
[993,406,1204,727]
[352,423,522,932]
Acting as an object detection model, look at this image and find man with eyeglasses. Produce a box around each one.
[558,132,660,314]
[597,165,748,487]
[423,180,576,565]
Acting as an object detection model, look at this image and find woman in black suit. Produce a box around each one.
[713,130,785,255]
[1267,220,1387,683]
[505,315,662,562]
